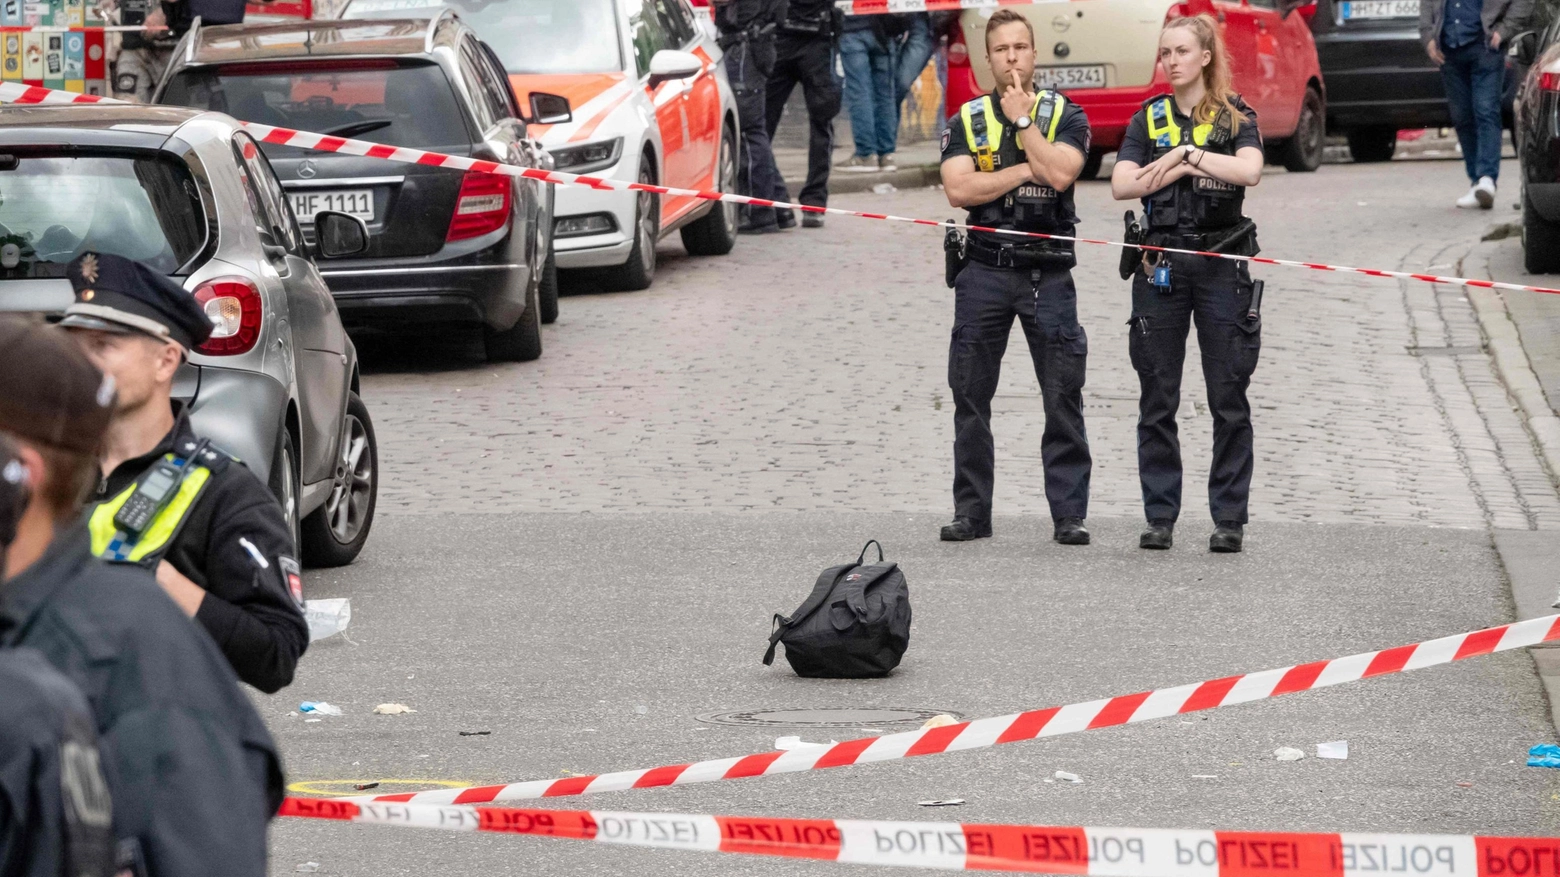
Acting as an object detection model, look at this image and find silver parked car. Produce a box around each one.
[0,104,379,566]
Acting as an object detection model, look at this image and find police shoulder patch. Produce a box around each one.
[940,127,951,153]
[278,556,304,608]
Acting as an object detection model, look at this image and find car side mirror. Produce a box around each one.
[647,49,703,89]
[1279,0,1316,20]
[1512,30,1540,66]
[315,211,369,259]
[528,92,572,126]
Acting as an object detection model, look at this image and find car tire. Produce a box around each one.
[601,154,658,292]
[1078,149,1105,181]
[1523,188,1560,274]
[538,249,559,325]
[1280,87,1325,173]
[1346,127,1398,163]
[681,124,739,257]
[300,392,378,568]
[485,280,543,362]
[268,425,301,556]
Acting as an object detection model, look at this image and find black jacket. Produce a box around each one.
[94,404,307,693]
[0,649,114,877]
[0,524,282,877]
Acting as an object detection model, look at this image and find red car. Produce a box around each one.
[945,0,1326,176]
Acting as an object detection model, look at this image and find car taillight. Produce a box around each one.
[947,30,968,68]
[192,278,263,356]
[1542,71,1560,92]
[447,170,511,242]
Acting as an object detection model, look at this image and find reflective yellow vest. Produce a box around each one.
[1145,96,1216,149]
[89,453,217,566]
[960,90,1067,173]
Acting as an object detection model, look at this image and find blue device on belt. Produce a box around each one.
[1151,262,1172,291]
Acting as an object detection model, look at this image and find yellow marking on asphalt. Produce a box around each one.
[287,778,475,797]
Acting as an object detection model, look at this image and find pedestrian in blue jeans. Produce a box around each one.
[838,15,900,172]
[1419,0,1531,208]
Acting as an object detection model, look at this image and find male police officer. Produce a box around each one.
[765,0,841,229]
[938,9,1093,545]
[0,316,282,877]
[714,0,789,233]
[0,436,116,877]
[59,252,308,694]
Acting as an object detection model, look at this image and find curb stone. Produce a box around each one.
[1460,238,1560,731]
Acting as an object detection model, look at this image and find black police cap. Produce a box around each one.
[56,252,213,351]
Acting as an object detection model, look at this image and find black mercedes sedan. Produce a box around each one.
[156,15,568,362]
[1513,23,1560,272]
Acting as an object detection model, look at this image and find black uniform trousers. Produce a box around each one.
[949,259,1092,524]
[723,36,783,229]
[1127,252,1262,525]
[764,32,841,211]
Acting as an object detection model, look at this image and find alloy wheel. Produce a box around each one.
[324,412,374,545]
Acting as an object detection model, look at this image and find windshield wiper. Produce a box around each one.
[322,119,393,138]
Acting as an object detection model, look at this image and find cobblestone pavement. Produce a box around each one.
[358,157,1559,529]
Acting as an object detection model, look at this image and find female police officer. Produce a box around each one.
[1111,14,1264,554]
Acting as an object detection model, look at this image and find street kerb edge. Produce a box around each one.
[4,82,1559,297]
[280,796,1560,877]
[331,614,1560,807]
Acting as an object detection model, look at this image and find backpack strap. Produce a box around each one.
[831,562,900,629]
[857,540,884,565]
[764,563,853,666]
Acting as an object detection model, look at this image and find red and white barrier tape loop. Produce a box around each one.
[6,81,1558,297]
[349,614,1560,807]
[283,797,1560,877]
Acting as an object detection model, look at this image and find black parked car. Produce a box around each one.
[1513,22,1560,272]
[1308,0,1525,162]
[156,14,570,362]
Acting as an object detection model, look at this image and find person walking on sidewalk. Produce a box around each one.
[938,9,1094,546]
[1111,15,1266,553]
[1420,0,1531,208]
[715,0,790,234]
[838,13,907,173]
[766,0,842,229]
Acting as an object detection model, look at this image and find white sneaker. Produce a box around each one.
[1456,186,1481,209]
[1475,175,1496,209]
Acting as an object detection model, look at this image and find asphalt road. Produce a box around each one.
[267,155,1560,876]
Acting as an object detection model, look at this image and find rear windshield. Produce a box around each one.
[162,61,472,154]
[341,0,624,74]
[0,152,206,277]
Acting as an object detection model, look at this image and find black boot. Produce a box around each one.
[1209,522,1244,553]
[939,517,991,542]
[1053,517,1090,545]
[1140,519,1174,550]
[776,209,797,230]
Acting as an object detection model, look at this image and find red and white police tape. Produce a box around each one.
[5,80,1559,297]
[837,0,1072,13]
[282,796,1560,877]
[347,614,1560,807]
[0,24,165,31]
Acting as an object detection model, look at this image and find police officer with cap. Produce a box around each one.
[0,434,116,877]
[1110,15,1265,553]
[0,315,282,877]
[55,252,307,694]
[938,9,1093,546]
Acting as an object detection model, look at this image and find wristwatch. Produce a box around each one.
[1015,114,1033,130]
[1183,144,1196,162]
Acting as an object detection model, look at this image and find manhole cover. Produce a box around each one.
[696,708,959,728]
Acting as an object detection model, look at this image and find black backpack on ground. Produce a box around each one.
[763,541,911,678]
